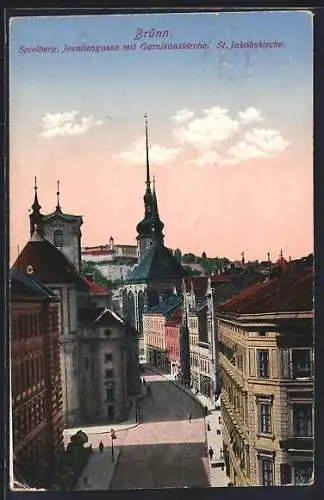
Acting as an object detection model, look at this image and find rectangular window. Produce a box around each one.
[293,404,313,437]
[260,458,274,486]
[106,383,115,402]
[257,350,269,378]
[259,403,271,434]
[292,349,312,379]
[105,368,114,378]
[105,353,112,362]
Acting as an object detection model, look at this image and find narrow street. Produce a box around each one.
[110,367,210,490]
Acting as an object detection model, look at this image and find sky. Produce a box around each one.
[9,11,313,263]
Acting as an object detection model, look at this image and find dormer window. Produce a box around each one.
[53,229,64,248]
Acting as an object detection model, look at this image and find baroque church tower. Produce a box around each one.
[29,177,45,238]
[136,115,164,262]
[29,180,83,272]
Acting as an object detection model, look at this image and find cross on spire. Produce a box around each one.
[56,180,61,212]
[32,176,41,210]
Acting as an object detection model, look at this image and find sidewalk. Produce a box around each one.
[147,365,230,487]
[74,446,121,490]
[64,388,146,439]
[65,388,147,490]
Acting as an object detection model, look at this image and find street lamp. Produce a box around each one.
[110,428,117,463]
[135,400,140,423]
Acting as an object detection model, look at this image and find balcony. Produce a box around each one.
[279,438,313,451]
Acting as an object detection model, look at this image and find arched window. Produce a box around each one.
[138,291,145,334]
[127,291,136,328]
[53,229,64,248]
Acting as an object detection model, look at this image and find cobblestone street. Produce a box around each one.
[110,367,210,489]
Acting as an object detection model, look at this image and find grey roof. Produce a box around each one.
[12,238,88,288]
[43,211,82,222]
[213,269,264,306]
[10,268,59,299]
[146,295,182,317]
[78,307,139,336]
[127,244,187,283]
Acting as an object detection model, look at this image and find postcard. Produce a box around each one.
[8,10,313,491]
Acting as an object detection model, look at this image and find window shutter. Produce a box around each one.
[280,463,292,485]
[281,348,290,379]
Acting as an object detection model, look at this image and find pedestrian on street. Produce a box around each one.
[89,444,93,453]
[218,416,221,424]
[204,405,208,416]
[207,422,211,431]
[208,446,214,461]
[143,378,146,385]
[99,441,104,453]
[188,411,192,422]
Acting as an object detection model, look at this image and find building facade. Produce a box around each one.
[217,266,314,486]
[13,187,141,429]
[143,297,182,372]
[188,312,199,391]
[165,319,181,377]
[10,269,64,488]
[78,307,140,422]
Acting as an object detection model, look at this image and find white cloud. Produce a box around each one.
[238,106,264,124]
[118,137,181,165]
[243,128,290,153]
[173,106,240,150]
[222,142,269,165]
[222,128,290,165]
[171,109,195,124]
[40,111,103,138]
[186,150,221,167]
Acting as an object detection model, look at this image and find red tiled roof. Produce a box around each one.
[218,270,313,315]
[211,275,233,283]
[82,276,110,294]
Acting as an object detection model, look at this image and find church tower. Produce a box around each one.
[29,177,44,238]
[136,115,164,262]
[42,181,83,272]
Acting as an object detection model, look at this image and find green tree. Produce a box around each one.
[182,253,196,264]
[82,261,114,289]
[70,430,88,447]
[183,265,202,276]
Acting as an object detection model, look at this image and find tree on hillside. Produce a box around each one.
[182,253,197,264]
[82,261,115,289]
[183,265,202,276]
